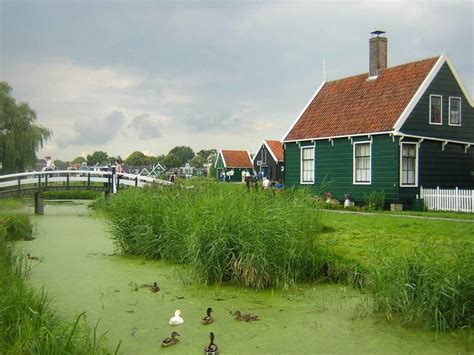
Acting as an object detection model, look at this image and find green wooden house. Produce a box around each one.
[215,150,253,182]
[282,32,473,205]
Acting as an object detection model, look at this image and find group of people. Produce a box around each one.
[219,169,235,182]
[244,174,284,193]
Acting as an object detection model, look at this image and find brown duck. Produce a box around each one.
[232,310,260,322]
[204,331,219,354]
[27,253,39,261]
[202,307,214,325]
[161,331,180,347]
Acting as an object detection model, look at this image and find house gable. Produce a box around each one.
[398,62,474,143]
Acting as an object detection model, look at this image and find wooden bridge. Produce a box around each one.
[0,170,171,213]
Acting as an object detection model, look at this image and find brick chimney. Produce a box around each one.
[369,30,387,77]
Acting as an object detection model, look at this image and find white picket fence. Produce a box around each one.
[420,186,474,213]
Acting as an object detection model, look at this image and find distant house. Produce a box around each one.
[215,150,253,182]
[282,31,473,205]
[148,163,166,177]
[252,140,284,181]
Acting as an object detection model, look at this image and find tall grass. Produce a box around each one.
[370,241,474,331]
[102,181,324,288]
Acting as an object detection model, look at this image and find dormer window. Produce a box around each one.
[429,95,442,125]
[448,97,461,126]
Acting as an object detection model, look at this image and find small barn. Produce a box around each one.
[252,140,284,181]
[215,150,253,182]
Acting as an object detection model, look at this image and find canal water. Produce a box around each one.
[21,201,467,354]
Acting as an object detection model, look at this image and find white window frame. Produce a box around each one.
[399,142,419,187]
[429,94,443,125]
[300,145,315,184]
[448,96,461,126]
[353,141,372,185]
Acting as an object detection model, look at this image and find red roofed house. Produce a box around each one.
[252,140,284,182]
[282,31,473,206]
[215,150,254,182]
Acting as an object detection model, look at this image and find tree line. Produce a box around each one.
[68,147,217,169]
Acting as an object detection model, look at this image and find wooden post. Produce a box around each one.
[34,192,44,215]
[17,176,21,192]
[135,176,138,187]
[66,173,70,190]
[87,172,91,189]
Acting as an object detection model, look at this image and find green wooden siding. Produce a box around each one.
[400,63,474,143]
[285,135,400,203]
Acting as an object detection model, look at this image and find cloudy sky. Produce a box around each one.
[1,0,472,161]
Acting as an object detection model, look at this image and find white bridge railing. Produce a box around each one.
[420,186,474,213]
[0,170,171,194]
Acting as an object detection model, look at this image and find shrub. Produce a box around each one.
[364,190,385,210]
[2,213,33,241]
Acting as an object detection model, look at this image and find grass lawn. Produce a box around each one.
[318,211,474,270]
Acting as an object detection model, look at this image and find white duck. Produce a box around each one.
[169,310,184,325]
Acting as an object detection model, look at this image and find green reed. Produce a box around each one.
[103,181,324,288]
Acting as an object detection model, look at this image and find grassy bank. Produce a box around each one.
[0,199,113,354]
[319,212,474,331]
[98,183,473,331]
[99,181,324,288]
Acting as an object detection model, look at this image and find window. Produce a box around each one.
[429,95,442,125]
[262,147,267,164]
[353,142,371,184]
[300,146,314,184]
[400,143,418,186]
[448,97,461,126]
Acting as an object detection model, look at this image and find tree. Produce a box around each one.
[124,151,148,166]
[71,156,86,164]
[162,153,180,168]
[86,151,109,166]
[168,146,195,167]
[190,154,206,168]
[197,149,217,160]
[0,82,52,173]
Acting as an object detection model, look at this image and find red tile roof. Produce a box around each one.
[265,140,284,162]
[284,57,439,141]
[221,150,253,168]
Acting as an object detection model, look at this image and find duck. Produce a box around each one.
[26,253,39,261]
[232,310,260,322]
[149,282,160,293]
[161,331,180,347]
[202,307,214,325]
[169,310,184,325]
[204,331,219,354]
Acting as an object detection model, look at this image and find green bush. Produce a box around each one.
[2,213,33,241]
[101,181,324,288]
[364,190,385,210]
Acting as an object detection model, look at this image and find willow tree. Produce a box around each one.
[0,82,52,173]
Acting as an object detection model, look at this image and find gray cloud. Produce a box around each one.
[57,111,125,147]
[128,114,161,139]
[1,1,472,159]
